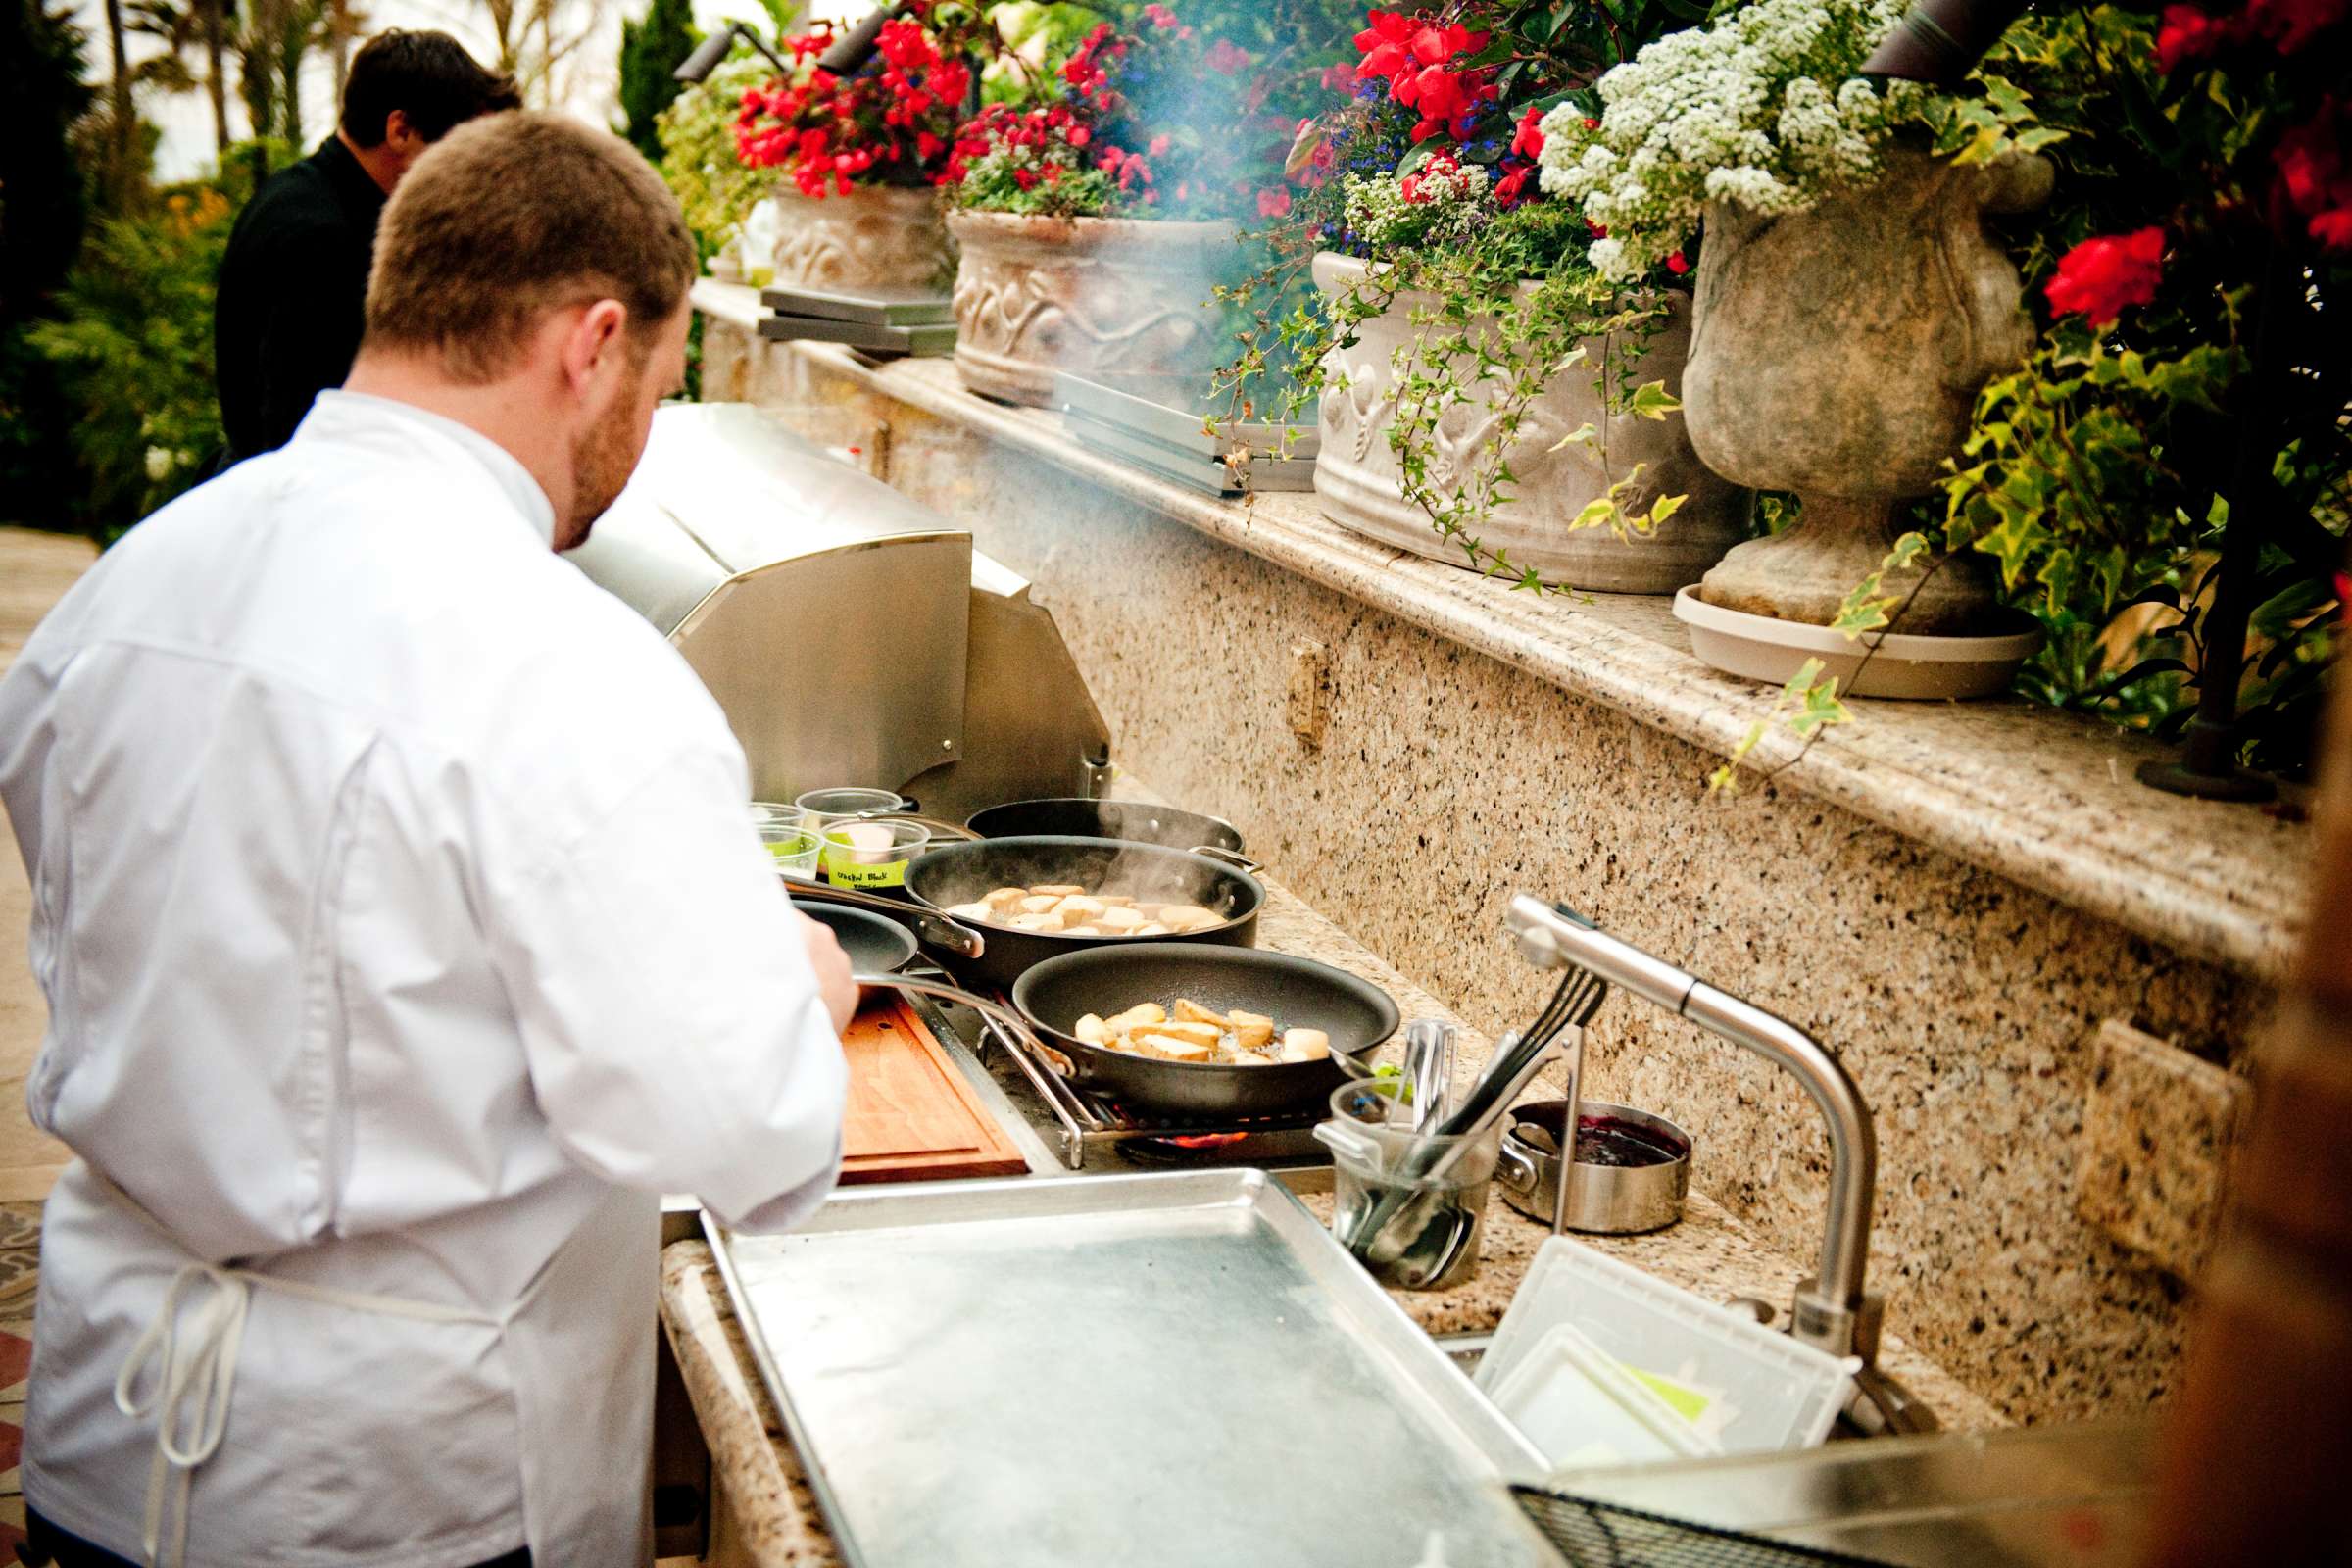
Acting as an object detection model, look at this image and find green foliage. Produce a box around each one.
[1708,658,1854,796]
[0,0,97,529]
[657,56,782,263]
[27,154,273,539]
[620,0,700,164]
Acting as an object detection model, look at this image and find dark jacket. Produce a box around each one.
[213,136,388,463]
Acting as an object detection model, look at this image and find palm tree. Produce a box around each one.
[123,0,226,155]
[234,0,326,146]
[102,0,134,190]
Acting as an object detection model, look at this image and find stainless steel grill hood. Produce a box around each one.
[567,403,1110,818]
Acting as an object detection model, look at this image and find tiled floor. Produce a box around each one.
[0,528,87,1560]
[0,1199,43,1556]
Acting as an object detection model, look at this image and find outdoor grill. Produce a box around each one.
[567,402,1112,821]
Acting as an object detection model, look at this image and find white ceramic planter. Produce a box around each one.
[1311,252,1746,595]
[947,211,1235,407]
[766,184,956,291]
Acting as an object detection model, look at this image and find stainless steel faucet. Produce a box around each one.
[1503,896,1884,1369]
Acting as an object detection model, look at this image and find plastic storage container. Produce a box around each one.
[1477,1237,1857,1460]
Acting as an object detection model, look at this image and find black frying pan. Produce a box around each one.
[964,799,1249,863]
[792,900,917,977]
[1012,944,1399,1119]
[901,836,1264,992]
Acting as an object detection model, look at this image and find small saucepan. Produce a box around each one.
[1012,944,1399,1120]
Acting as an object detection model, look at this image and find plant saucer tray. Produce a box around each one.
[707,1168,1552,1568]
[1674,585,2044,701]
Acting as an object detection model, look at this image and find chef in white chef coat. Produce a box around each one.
[0,112,856,1568]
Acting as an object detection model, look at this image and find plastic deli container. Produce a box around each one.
[819,818,928,892]
[1476,1236,1857,1464]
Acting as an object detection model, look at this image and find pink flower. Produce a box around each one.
[1320,61,1356,91]
[2043,227,2166,325]
[1205,38,1253,75]
[1256,186,1293,218]
[1149,133,1172,158]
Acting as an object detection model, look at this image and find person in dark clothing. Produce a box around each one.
[213,30,518,463]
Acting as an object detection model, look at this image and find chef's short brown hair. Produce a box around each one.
[363,112,696,383]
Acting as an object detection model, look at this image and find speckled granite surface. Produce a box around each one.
[2076,1020,2251,1279]
[658,874,1997,1568]
[693,294,2279,1422]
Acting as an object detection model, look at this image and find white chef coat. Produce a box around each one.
[0,390,849,1567]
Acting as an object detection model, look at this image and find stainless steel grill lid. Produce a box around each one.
[567,404,1110,818]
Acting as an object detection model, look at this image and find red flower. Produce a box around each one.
[2155,3,2236,70]
[1409,24,1455,64]
[2244,0,2348,53]
[2043,227,2166,325]
[1358,40,1411,80]
[1354,10,1413,50]
[1396,65,1470,122]
[2275,102,2352,245]
[1205,38,1253,74]
[1511,104,1544,161]
[1665,251,1690,274]
[1583,117,1600,130]
[1494,166,1533,207]
[1255,185,1294,218]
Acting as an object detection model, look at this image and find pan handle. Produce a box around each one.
[850,973,1068,1071]
[1190,844,1262,875]
[783,874,985,958]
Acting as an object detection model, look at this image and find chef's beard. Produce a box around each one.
[563,364,648,550]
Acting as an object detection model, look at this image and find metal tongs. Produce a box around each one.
[1334,963,1609,1272]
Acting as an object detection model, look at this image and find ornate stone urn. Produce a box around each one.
[947,211,1235,407]
[1685,147,2053,636]
[766,184,956,292]
[1313,252,1748,594]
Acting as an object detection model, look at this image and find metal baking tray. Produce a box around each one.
[1054,368,1320,460]
[710,1168,1554,1568]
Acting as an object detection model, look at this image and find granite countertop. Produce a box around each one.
[659,871,2001,1566]
[693,278,2307,980]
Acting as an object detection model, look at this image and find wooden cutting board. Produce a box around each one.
[839,992,1028,1183]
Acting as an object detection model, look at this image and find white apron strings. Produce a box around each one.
[95,1175,514,1568]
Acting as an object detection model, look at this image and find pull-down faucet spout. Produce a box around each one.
[1503,896,1882,1367]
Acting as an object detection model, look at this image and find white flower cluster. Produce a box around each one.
[1535,0,1926,280]
[1341,156,1493,256]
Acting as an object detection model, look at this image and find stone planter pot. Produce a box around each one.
[766,184,955,292]
[1686,147,2052,638]
[946,211,1235,407]
[1309,253,1747,595]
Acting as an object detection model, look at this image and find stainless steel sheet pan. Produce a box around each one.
[710,1168,1553,1568]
